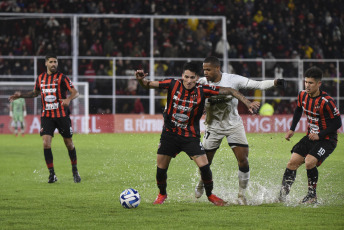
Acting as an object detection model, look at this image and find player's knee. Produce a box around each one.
[304,157,317,169]
[43,143,51,149]
[287,161,301,170]
[237,158,249,168]
[64,138,74,150]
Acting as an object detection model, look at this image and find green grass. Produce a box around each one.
[1,133,344,230]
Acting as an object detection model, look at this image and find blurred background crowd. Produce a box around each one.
[0,0,343,114]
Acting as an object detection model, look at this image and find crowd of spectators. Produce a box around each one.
[0,0,343,114]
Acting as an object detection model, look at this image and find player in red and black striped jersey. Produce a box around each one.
[9,53,81,184]
[136,62,260,206]
[279,66,342,204]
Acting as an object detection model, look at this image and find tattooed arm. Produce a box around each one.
[219,87,260,114]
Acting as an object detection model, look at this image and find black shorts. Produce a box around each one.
[40,116,73,138]
[157,132,205,159]
[291,136,337,167]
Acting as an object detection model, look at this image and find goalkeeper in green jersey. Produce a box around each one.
[10,91,27,136]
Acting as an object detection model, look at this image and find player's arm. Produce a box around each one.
[8,90,40,102]
[60,88,79,107]
[314,102,342,140]
[218,87,260,114]
[245,79,285,90]
[309,116,342,141]
[135,70,159,89]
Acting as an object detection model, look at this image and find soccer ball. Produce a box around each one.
[119,188,141,209]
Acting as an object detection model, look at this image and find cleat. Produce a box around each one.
[73,171,81,183]
[208,194,227,206]
[195,180,204,198]
[278,189,287,203]
[237,193,248,205]
[300,193,317,204]
[48,174,58,183]
[153,193,167,205]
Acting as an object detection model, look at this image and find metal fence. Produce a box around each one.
[1,13,343,114]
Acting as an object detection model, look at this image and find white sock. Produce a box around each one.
[238,170,250,194]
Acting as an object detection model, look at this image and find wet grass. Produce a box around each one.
[1,133,343,229]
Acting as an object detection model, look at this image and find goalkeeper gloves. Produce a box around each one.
[10,111,13,117]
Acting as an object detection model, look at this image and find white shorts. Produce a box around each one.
[202,123,248,151]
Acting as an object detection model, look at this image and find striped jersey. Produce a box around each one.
[34,71,74,118]
[159,78,220,139]
[297,90,340,140]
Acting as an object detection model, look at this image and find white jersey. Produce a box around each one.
[199,73,274,131]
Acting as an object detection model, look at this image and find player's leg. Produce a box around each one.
[186,139,226,206]
[301,140,336,204]
[154,133,177,204]
[279,153,304,202]
[192,154,226,206]
[40,117,57,183]
[195,149,218,198]
[63,137,81,183]
[227,124,250,205]
[300,155,318,203]
[58,117,81,183]
[13,116,18,136]
[195,129,222,198]
[279,136,312,202]
[42,134,57,183]
[19,116,25,136]
[154,154,172,204]
[232,146,249,205]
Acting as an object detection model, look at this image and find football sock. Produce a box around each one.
[238,168,250,191]
[281,168,296,195]
[68,148,78,169]
[44,148,54,169]
[306,167,318,196]
[156,167,167,195]
[199,164,213,197]
[48,167,55,174]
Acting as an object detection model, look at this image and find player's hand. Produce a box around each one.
[285,130,294,141]
[9,111,13,117]
[135,70,148,80]
[247,101,260,114]
[59,98,71,107]
[308,133,319,141]
[275,79,286,89]
[8,92,21,102]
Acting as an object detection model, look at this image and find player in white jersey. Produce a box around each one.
[195,56,285,205]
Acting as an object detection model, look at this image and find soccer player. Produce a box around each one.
[195,56,285,205]
[278,66,341,204]
[9,91,27,136]
[9,53,81,184]
[135,62,260,206]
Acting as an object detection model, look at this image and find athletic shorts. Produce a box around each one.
[40,116,73,138]
[13,114,24,122]
[157,132,205,158]
[291,136,337,167]
[202,123,248,151]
